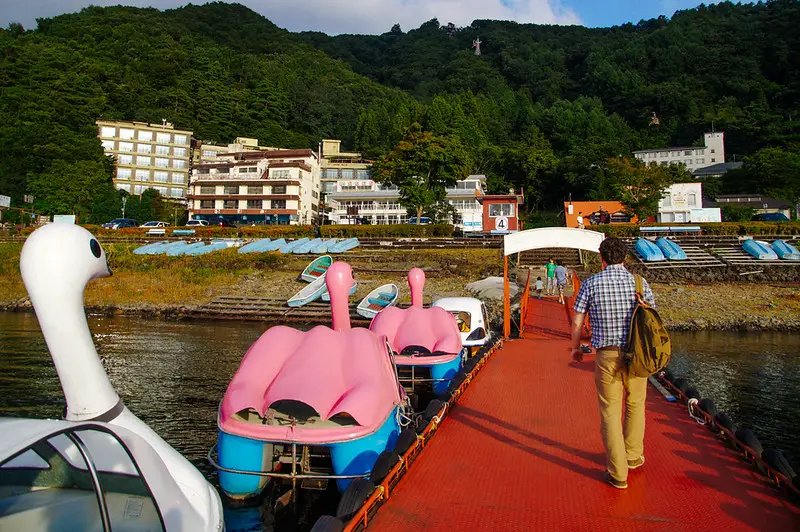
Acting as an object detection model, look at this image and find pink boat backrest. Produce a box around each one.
[219,262,401,431]
[370,267,462,354]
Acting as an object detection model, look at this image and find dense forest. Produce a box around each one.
[0,1,798,221]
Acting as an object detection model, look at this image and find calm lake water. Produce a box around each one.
[1,312,799,529]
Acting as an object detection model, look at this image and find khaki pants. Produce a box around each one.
[595,348,648,482]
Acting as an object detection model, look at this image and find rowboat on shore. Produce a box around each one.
[300,255,333,282]
[259,238,286,251]
[287,273,328,307]
[742,239,778,260]
[356,283,399,319]
[635,238,665,262]
[291,238,323,254]
[238,238,271,254]
[772,240,800,260]
[655,237,687,260]
[328,237,359,253]
[278,238,309,254]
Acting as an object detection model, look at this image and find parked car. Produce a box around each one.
[752,212,790,222]
[407,217,432,225]
[215,218,236,228]
[139,221,171,228]
[101,218,138,230]
[185,219,210,227]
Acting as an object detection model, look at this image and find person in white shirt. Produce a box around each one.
[576,212,585,229]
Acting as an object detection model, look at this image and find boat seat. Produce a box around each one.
[368,298,391,307]
[377,292,395,300]
[311,266,328,273]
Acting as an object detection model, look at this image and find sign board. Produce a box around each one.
[53,215,76,224]
[495,216,509,231]
[690,208,722,223]
[0,195,10,208]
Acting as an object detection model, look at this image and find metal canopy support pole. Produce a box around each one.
[503,254,510,338]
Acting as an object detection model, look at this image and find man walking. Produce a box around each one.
[554,260,570,304]
[569,237,655,489]
[545,258,557,296]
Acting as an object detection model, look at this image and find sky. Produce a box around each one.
[1,0,709,35]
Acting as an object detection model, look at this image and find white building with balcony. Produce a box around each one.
[187,149,320,225]
[633,132,725,173]
[97,119,192,201]
[327,175,486,230]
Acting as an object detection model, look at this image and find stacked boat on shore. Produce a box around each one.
[743,239,800,261]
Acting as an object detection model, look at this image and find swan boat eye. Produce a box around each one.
[90,239,102,258]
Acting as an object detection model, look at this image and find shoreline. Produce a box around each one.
[4,282,800,332]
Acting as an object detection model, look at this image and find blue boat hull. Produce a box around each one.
[655,237,687,260]
[238,238,272,254]
[328,238,359,253]
[217,410,400,498]
[742,239,778,260]
[635,238,665,262]
[399,355,462,396]
[772,240,800,260]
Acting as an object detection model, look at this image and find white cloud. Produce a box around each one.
[1,0,581,34]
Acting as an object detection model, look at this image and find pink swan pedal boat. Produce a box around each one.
[213,262,407,500]
[369,268,464,401]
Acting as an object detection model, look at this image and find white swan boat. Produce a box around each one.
[0,224,224,531]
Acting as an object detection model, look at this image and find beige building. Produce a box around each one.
[187,148,320,225]
[633,132,725,173]
[319,139,373,206]
[96,120,192,201]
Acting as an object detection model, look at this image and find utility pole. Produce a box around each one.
[122,196,127,218]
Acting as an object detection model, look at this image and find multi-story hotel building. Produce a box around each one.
[327,175,486,231]
[633,132,725,174]
[187,148,320,225]
[96,120,192,201]
[319,139,372,210]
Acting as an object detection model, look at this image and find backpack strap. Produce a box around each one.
[634,274,648,307]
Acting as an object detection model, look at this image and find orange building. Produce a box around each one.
[563,201,638,228]
[479,192,524,233]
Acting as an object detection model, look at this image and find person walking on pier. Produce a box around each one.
[555,260,570,304]
[545,258,557,296]
[569,237,655,490]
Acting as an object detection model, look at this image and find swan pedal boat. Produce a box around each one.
[370,268,464,403]
[2,223,223,531]
[214,263,408,500]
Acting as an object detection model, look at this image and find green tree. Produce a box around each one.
[27,160,113,222]
[372,123,471,223]
[732,148,800,217]
[603,158,675,220]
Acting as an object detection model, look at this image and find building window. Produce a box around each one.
[216,167,229,174]
[688,193,697,207]
[118,142,134,152]
[200,200,214,209]
[711,158,716,163]
[696,158,705,164]
[174,134,188,145]
[170,188,184,198]
[202,150,217,158]
[155,186,168,196]
[247,199,262,209]
[323,169,339,179]
[662,195,671,207]
[100,126,116,138]
[173,147,187,157]
[200,186,215,195]
[488,203,514,217]
[138,130,153,141]
[224,185,239,195]
[684,159,692,166]
[238,166,258,174]
[272,200,287,209]
[156,132,171,143]
[322,181,336,193]
[134,184,145,194]
[173,159,186,169]
[155,158,169,168]
[116,183,130,192]
[117,167,132,179]
[155,145,170,155]
[684,150,692,156]
[272,185,287,194]
[340,169,355,179]
[171,173,185,184]
[223,200,237,209]
[119,128,134,139]
[197,168,210,174]
[137,143,152,153]
[135,169,150,182]
[271,169,290,179]
[356,169,370,179]
[154,171,169,183]
[710,148,715,153]
[101,140,115,151]
[136,156,151,166]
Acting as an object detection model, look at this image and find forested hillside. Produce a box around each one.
[0,1,798,219]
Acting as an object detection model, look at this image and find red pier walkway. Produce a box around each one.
[367,334,800,531]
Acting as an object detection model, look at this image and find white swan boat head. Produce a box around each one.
[2,223,224,531]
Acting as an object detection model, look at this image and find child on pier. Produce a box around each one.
[535,277,544,299]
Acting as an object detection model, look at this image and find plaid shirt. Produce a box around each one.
[573,264,655,349]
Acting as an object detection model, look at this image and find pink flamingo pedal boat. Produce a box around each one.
[212,263,408,500]
[369,268,464,405]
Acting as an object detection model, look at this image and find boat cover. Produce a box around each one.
[219,326,401,442]
[370,305,462,358]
